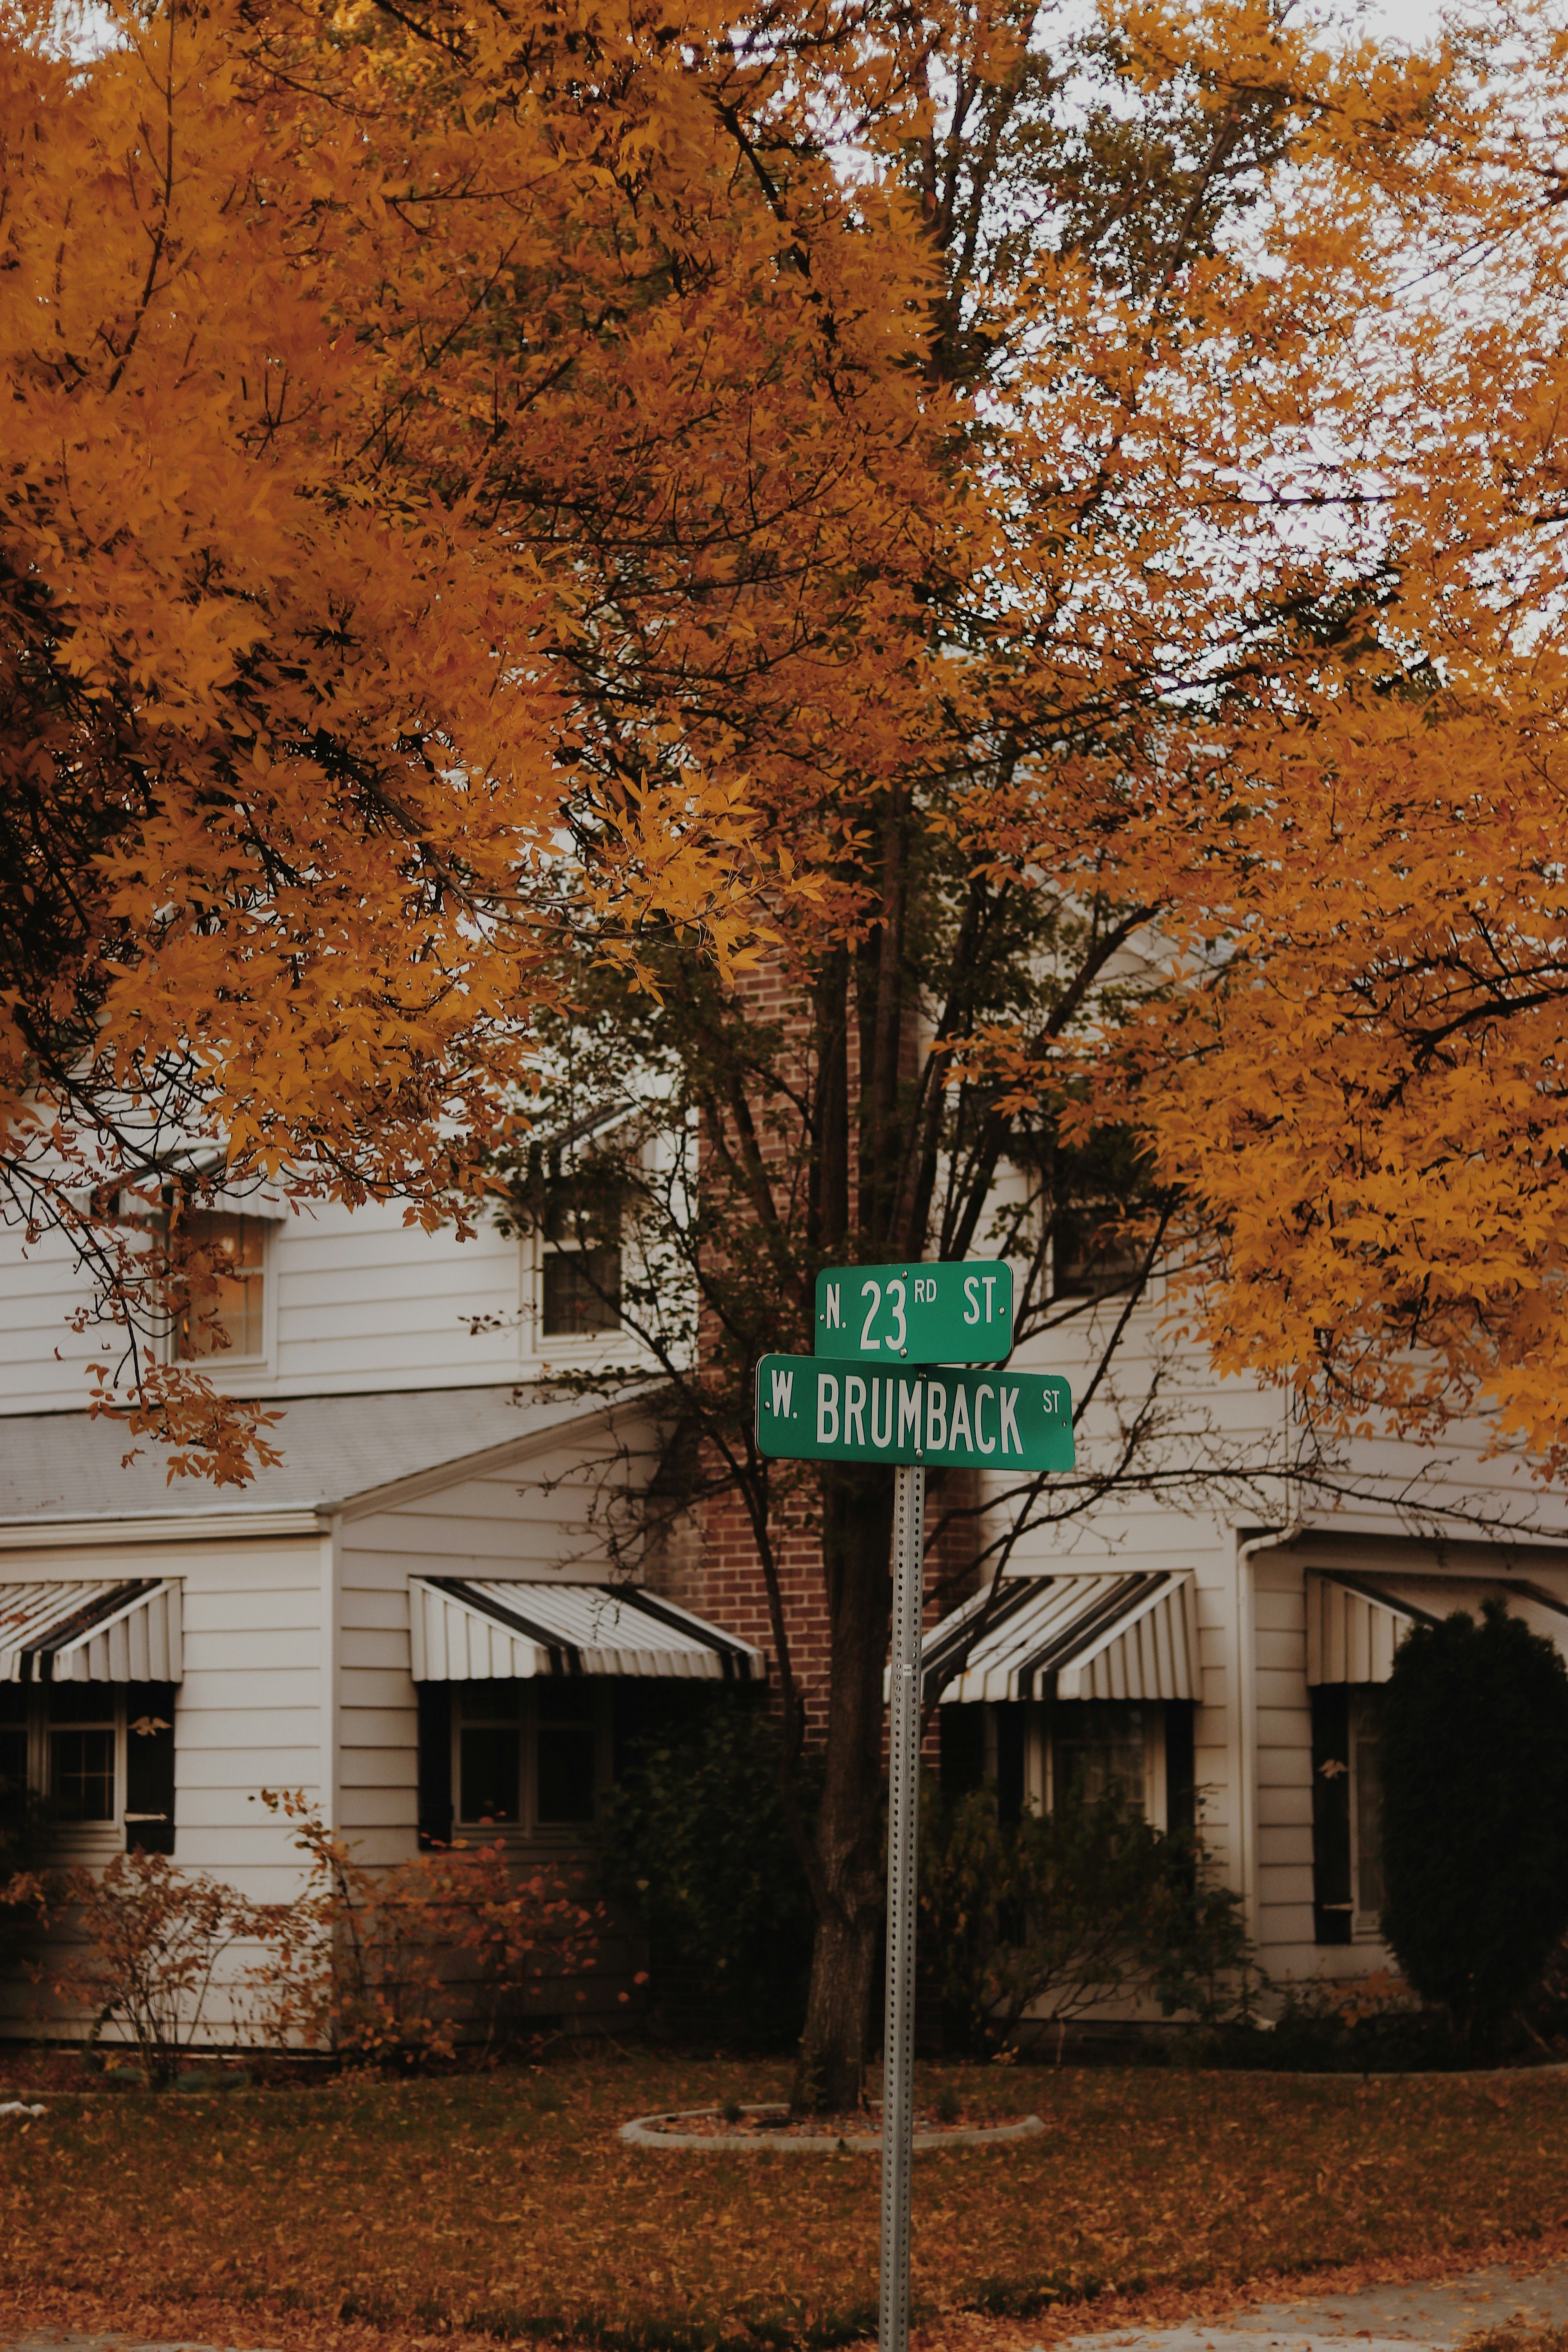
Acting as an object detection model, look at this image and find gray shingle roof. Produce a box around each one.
[0,1383,642,1523]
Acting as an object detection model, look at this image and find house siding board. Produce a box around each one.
[1251,1554,1317,1980]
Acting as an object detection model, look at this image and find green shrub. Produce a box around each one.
[1380,1597,1568,2050]
[1200,1972,1463,2072]
[918,1778,1255,2054]
[598,1696,818,2049]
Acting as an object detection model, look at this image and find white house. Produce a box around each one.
[2,1174,1566,2027]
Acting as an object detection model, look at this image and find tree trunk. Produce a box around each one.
[794,1895,882,2112]
[792,1465,894,2112]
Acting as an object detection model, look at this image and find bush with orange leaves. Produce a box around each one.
[4,1797,616,2082]
[250,1791,612,2069]
[8,1848,254,2088]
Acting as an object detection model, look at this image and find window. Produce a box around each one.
[0,1684,176,1851]
[459,1685,524,1824]
[173,1212,266,1360]
[536,1682,598,1826]
[1011,1698,1176,1829]
[1051,1209,1146,1301]
[49,1685,116,1822]
[1050,1700,1151,1812]
[542,1248,621,1338]
[539,1163,622,1339]
[0,1684,26,1833]
[450,1681,604,1832]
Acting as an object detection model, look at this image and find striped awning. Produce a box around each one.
[0,1580,182,1683]
[921,1572,1198,1704]
[409,1578,761,1682]
[1306,1570,1568,1684]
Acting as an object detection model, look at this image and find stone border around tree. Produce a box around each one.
[618,2103,1046,2153]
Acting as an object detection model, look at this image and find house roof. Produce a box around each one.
[0,1383,653,1525]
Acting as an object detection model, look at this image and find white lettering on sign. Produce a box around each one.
[974,1383,995,1454]
[817,1373,840,1444]
[914,1277,935,1305]
[860,1279,882,1349]
[898,1380,922,1449]
[926,1381,947,1450]
[824,1283,841,1330]
[871,1378,894,1448]
[845,1374,867,1446]
[949,1386,973,1452]
[770,1366,795,1418]
[885,1278,907,1353]
[999,1385,1021,1454]
[982,1274,996,1322]
[963,1275,980,1325]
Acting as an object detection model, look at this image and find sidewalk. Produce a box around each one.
[1056,2259,1568,2352]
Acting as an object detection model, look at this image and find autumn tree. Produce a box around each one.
[494,0,1518,2107]
[0,0,953,1475]
[1062,5,1568,1480]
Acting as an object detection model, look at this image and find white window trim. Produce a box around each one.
[163,1212,278,1379]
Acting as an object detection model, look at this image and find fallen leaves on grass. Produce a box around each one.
[0,2058,1566,2352]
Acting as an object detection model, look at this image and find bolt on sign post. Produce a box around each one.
[755,1265,1074,2352]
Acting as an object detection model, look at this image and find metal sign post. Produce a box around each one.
[750,1263,1074,2352]
[879,1459,924,2352]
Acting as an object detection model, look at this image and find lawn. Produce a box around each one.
[1,2054,1567,2352]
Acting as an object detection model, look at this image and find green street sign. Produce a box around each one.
[814,1261,1013,1364]
[755,1355,1073,1472]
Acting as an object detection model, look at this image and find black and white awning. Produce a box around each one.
[1306,1570,1568,1684]
[920,1571,1198,1704]
[0,1579,182,1683]
[409,1577,761,1682]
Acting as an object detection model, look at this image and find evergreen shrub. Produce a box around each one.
[1380,1597,1568,2050]
[597,1693,818,2048]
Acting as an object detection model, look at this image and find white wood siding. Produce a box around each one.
[0,1196,657,1416]
[0,1536,324,1900]
[336,1407,664,1865]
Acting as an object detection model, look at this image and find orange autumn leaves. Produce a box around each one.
[0,0,958,1448]
[932,2,1568,1472]
[2,2059,1568,2345]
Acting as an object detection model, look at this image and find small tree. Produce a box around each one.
[1380,1599,1568,2051]
[10,1850,252,2087]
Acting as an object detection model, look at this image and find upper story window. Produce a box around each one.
[1051,1209,1146,1302]
[173,1211,267,1361]
[540,1173,622,1339]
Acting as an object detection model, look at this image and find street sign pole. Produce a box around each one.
[751,1263,1073,2352]
[879,1459,924,2352]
